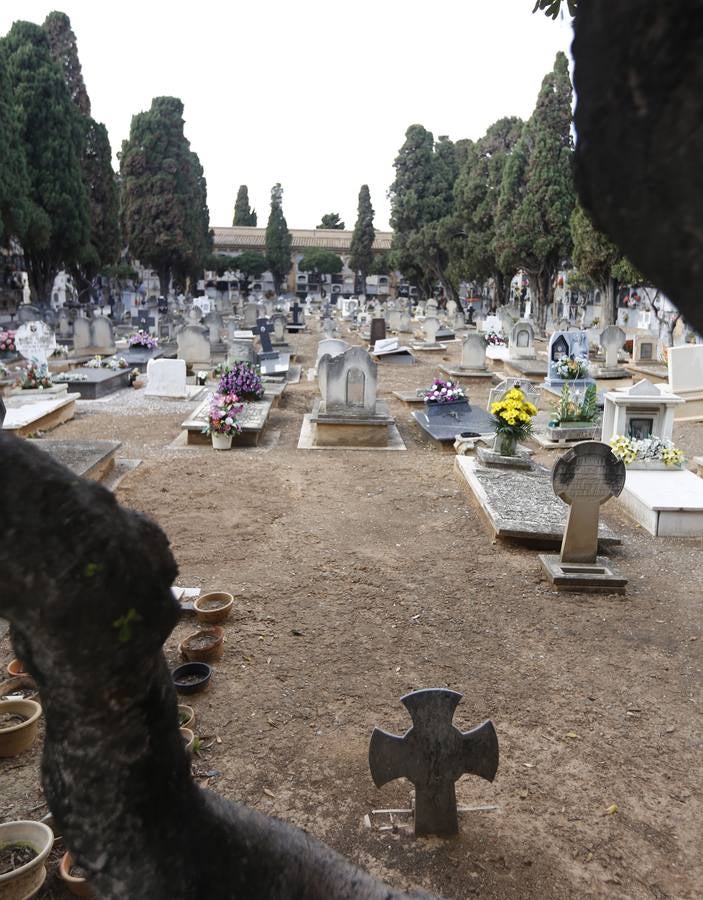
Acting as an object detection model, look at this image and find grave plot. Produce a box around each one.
[454,456,621,548]
[54,366,131,399]
[181,394,273,446]
[2,391,79,437]
[28,439,122,482]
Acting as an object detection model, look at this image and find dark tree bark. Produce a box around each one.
[573,1,703,335]
[0,433,435,900]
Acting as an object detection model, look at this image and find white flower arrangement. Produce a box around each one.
[610,435,685,467]
[555,354,590,379]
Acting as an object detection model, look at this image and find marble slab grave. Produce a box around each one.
[2,393,79,436]
[28,439,122,482]
[454,456,621,547]
[181,394,273,446]
[412,400,496,444]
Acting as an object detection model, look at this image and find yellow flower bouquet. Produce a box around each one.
[490,387,538,455]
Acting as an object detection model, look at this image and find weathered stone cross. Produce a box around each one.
[369,688,498,836]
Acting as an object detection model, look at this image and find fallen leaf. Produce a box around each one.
[604,803,618,816]
[263,788,275,798]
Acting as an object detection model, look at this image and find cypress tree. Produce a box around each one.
[3,20,90,302]
[348,185,375,295]
[495,51,575,330]
[120,96,210,297]
[233,185,257,226]
[43,11,91,116]
[0,44,31,245]
[264,183,292,294]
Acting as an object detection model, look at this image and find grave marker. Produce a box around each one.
[369,689,498,837]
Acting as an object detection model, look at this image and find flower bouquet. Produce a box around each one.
[490,387,538,456]
[0,329,16,354]
[202,391,244,449]
[484,331,506,346]
[128,330,158,350]
[217,362,264,401]
[51,345,70,358]
[419,378,466,404]
[550,383,599,426]
[15,363,53,391]
[0,361,10,378]
[610,435,685,469]
[555,354,590,380]
[85,355,104,368]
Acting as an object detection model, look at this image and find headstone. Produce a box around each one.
[460,333,487,371]
[423,317,439,344]
[257,320,275,356]
[271,313,287,343]
[176,325,211,364]
[227,339,256,366]
[508,320,535,360]
[15,321,56,367]
[369,317,386,345]
[600,378,684,443]
[667,345,703,396]
[488,377,540,411]
[290,301,304,328]
[16,305,43,325]
[316,339,350,367]
[243,302,258,328]
[91,317,115,354]
[544,330,594,389]
[369,689,498,837]
[482,315,502,335]
[73,317,92,351]
[145,359,188,398]
[633,334,659,364]
[389,308,402,332]
[204,312,223,346]
[538,442,627,590]
[318,346,378,416]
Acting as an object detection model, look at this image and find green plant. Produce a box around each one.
[550,383,599,424]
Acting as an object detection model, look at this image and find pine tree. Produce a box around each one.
[264,183,292,294]
[3,21,90,302]
[233,185,257,226]
[348,186,375,295]
[494,51,575,330]
[120,96,210,297]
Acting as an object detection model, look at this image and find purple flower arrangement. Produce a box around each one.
[128,330,158,350]
[0,329,16,352]
[484,331,506,346]
[217,362,264,401]
[420,377,466,404]
[204,391,244,437]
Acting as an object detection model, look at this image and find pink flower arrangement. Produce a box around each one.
[128,330,158,350]
[203,391,244,437]
[484,331,506,346]
[420,377,466,404]
[0,329,16,352]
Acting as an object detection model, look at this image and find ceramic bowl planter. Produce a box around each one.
[58,852,94,898]
[177,704,195,730]
[0,699,42,758]
[172,662,212,695]
[193,592,234,625]
[179,626,224,663]
[6,659,29,678]
[180,727,195,754]
[0,820,54,900]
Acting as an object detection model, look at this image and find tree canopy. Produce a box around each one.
[120,96,210,296]
[317,213,344,230]
[348,185,375,294]
[3,20,90,302]
[0,43,31,248]
[298,248,343,276]
[494,51,575,327]
[233,185,257,226]
[264,183,292,294]
[43,11,90,116]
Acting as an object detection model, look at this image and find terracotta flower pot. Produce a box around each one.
[0,698,42,758]
[179,626,224,663]
[177,704,195,730]
[0,820,54,899]
[193,591,234,625]
[58,852,95,898]
[6,659,29,678]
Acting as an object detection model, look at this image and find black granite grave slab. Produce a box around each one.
[117,344,177,372]
[412,400,495,443]
[56,368,130,399]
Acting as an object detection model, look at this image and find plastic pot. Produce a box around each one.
[0,820,54,900]
[193,592,234,625]
[0,699,42,758]
[177,704,195,730]
[172,662,212,695]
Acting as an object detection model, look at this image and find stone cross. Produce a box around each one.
[369,689,499,837]
[553,441,626,564]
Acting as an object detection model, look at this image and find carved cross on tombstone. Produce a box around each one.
[552,441,626,564]
[369,688,498,837]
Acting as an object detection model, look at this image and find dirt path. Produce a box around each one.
[1,324,701,899]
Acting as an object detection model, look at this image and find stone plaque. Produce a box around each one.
[15,320,56,366]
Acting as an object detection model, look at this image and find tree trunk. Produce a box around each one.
[158,266,170,300]
[603,276,617,327]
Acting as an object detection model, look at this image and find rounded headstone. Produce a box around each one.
[552,441,626,506]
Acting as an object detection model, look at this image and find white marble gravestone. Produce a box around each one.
[600,379,684,443]
[487,377,540,411]
[73,317,92,351]
[508,320,535,360]
[177,325,211,364]
[91,317,115,353]
[15,321,56,366]
[145,358,188,398]
[423,317,440,344]
[460,333,488,371]
[633,334,660,365]
[318,346,378,417]
[315,338,349,367]
[545,330,593,388]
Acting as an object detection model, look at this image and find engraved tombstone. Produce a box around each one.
[508,320,535,360]
[539,442,627,590]
[73,317,92,351]
[15,321,56,366]
[460,333,487,371]
[423,317,439,345]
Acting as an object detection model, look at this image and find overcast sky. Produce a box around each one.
[1,1,573,232]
